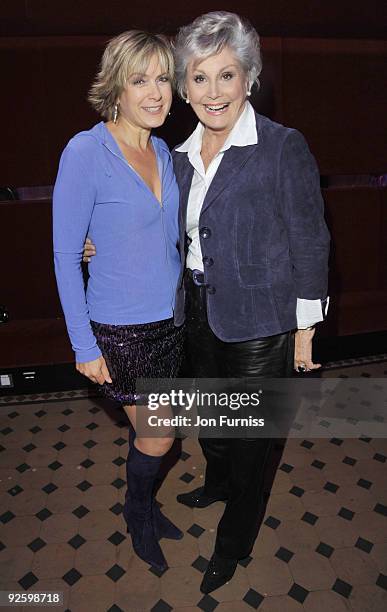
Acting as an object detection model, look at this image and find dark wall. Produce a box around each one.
[2,0,386,38]
[1,187,386,352]
[0,36,105,186]
[1,35,387,186]
[281,38,387,174]
[1,1,387,367]
[323,187,387,336]
[0,200,61,320]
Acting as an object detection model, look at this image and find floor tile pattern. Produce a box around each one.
[0,362,386,610]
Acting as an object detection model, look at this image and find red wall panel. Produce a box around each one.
[2,0,386,39]
[282,38,387,174]
[323,187,387,335]
[323,187,382,292]
[2,36,386,186]
[0,41,49,185]
[0,37,105,186]
[0,200,62,319]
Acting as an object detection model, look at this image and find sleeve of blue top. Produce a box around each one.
[53,141,102,363]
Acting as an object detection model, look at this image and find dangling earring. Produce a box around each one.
[185,98,190,104]
[113,104,119,123]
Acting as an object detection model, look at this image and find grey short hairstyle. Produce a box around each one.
[174,11,262,99]
[88,31,174,120]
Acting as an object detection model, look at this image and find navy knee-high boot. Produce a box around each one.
[124,442,168,571]
[124,423,182,542]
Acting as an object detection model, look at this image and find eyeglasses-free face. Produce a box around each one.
[117,53,173,131]
[185,46,249,136]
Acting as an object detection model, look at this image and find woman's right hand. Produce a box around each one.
[83,237,97,263]
[76,356,112,385]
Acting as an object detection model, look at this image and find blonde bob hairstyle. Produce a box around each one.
[174,11,262,100]
[88,30,175,120]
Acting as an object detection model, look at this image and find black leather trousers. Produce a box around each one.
[181,274,294,559]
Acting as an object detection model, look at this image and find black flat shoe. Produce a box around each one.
[176,486,228,508]
[200,553,238,594]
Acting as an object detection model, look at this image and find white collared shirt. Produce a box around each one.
[176,101,328,328]
[176,101,257,273]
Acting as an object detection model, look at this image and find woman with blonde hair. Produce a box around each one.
[53,31,184,572]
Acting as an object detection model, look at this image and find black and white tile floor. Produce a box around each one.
[1,361,386,611]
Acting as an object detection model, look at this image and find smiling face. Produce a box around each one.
[185,46,249,134]
[117,53,172,130]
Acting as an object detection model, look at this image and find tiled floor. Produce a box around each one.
[1,362,386,611]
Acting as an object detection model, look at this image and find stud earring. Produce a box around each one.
[113,104,119,123]
[246,90,251,97]
[185,98,190,104]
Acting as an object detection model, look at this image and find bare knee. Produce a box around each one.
[135,436,174,456]
[122,404,174,455]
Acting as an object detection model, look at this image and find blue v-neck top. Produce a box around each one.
[53,122,180,362]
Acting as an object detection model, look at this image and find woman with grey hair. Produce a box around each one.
[171,11,330,593]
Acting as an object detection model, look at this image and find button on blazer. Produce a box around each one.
[173,111,330,341]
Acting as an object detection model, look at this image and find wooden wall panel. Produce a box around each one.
[282,39,387,174]
[0,37,105,186]
[1,189,386,328]
[0,200,62,320]
[2,36,386,186]
[380,188,387,291]
[323,187,387,335]
[41,38,106,173]
[1,0,386,39]
[323,187,382,292]
[0,320,73,368]
[0,41,49,185]
[0,188,386,368]
[254,37,283,123]
[0,36,284,184]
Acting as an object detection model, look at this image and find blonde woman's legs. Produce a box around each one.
[122,403,182,571]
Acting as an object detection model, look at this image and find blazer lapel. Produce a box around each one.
[174,153,194,224]
[201,144,257,214]
[174,130,258,221]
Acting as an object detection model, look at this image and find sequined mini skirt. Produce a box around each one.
[91,318,185,404]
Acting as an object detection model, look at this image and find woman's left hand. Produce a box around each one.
[83,237,96,263]
[294,328,321,372]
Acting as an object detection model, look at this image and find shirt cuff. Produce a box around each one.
[75,345,102,364]
[296,297,329,329]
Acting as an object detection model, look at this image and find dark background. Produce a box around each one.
[1,0,387,369]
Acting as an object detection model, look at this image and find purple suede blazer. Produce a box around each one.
[172,111,330,341]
